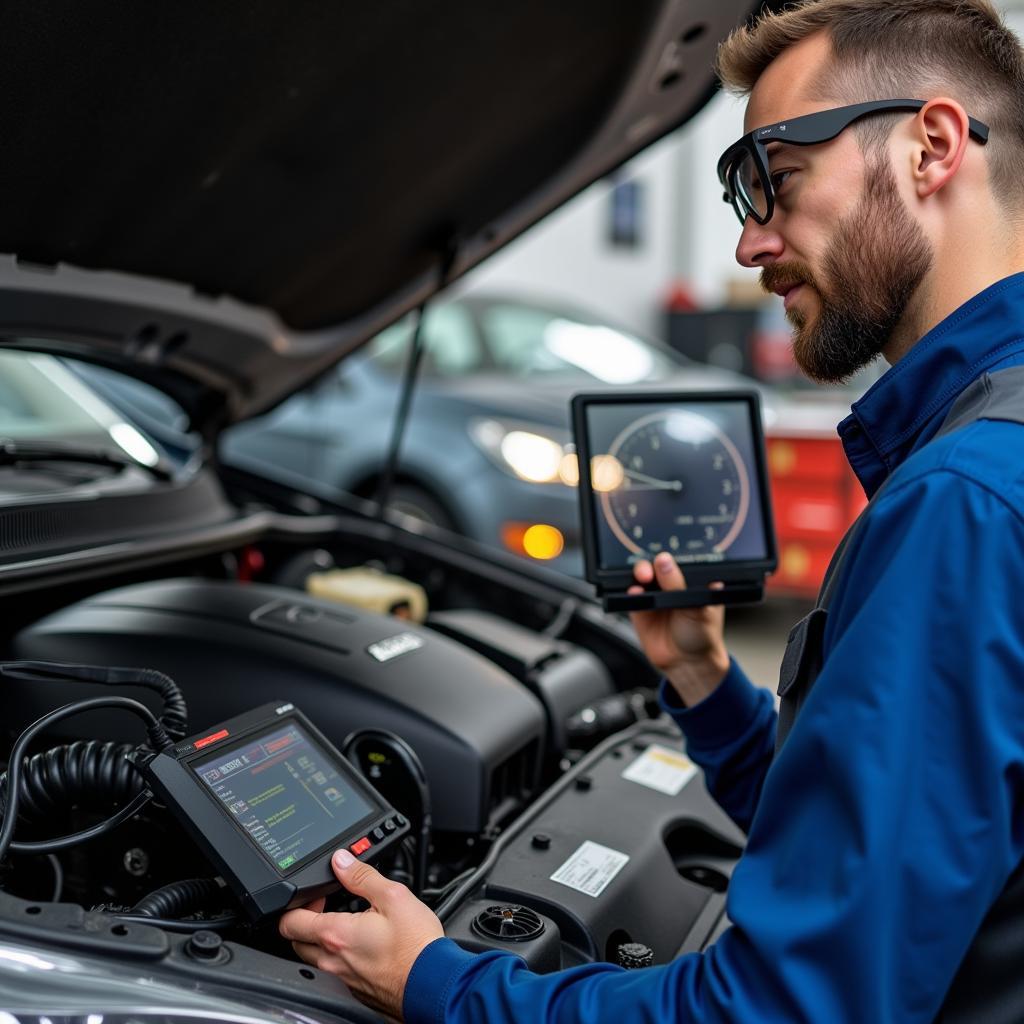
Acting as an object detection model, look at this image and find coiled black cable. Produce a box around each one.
[0,661,188,740]
[5,740,141,820]
[0,674,236,936]
[0,696,169,865]
[8,791,152,854]
[0,662,186,839]
[132,877,222,918]
[110,876,240,934]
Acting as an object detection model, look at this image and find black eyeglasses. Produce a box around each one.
[717,99,990,227]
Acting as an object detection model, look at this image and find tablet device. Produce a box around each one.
[137,702,410,919]
[571,391,777,612]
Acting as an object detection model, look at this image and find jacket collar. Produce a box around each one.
[838,273,1024,497]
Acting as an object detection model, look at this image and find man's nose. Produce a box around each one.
[735,216,784,268]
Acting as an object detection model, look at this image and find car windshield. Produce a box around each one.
[0,350,173,499]
[0,351,128,442]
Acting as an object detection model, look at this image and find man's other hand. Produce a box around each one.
[279,848,444,1020]
[629,551,730,706]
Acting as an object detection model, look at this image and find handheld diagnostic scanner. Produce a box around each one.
[136,702,410,919]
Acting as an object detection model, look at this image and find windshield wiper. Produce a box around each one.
[0,438,172,482]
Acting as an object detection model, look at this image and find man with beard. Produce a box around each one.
[278,1,1024,1020]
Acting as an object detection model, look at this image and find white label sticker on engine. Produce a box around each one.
[622,744,697,796]
[550,840,629,898]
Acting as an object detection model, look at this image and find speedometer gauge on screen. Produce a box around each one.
[571,391,777,612]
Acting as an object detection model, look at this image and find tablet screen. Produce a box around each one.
[583,398,770,572]
[193,721,375,874]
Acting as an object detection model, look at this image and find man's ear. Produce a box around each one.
[911,98,971,199]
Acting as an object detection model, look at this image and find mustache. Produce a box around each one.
[760,262,817,295]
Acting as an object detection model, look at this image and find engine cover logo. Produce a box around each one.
[367,632,424,663]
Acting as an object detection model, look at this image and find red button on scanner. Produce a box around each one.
[350,837,372,856]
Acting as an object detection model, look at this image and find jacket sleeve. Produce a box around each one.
[658,659,777,834]
[403,468,1024,1024]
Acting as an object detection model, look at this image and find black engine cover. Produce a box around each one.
[11,578,546,834]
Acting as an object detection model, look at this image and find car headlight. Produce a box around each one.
[469,418,578,485]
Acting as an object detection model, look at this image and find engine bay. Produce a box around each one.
[0,503,744,1018]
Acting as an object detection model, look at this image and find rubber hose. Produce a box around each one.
[132,877,222,918]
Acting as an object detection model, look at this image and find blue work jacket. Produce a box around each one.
[403,273,1024,1024]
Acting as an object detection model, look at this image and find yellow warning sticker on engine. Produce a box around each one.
[621,744,697,796]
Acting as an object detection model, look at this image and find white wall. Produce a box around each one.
[460,88,775,338]
[463,129,688,340]
[673,91,757,305]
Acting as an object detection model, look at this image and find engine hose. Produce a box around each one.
[132,877,223,919]
[0,740,142,822]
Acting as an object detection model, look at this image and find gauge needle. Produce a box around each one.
[623,469,683,491]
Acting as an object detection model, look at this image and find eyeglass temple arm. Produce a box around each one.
[761,100,989,147]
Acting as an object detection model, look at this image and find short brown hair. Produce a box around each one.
[716,0,1024,204]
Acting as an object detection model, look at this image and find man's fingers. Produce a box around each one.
[281,905,360,956]
[291,938,331,971]
[632,559,654,585]
[331,848,396,906]
[653,551,687,590]
[279,906,327,945]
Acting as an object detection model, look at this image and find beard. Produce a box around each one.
[761,158,933,384]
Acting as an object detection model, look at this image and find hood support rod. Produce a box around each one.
[374,240,458,521]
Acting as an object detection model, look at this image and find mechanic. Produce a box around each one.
[278,1,1024,1020]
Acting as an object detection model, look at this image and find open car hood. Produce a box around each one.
[0,0,762,436]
